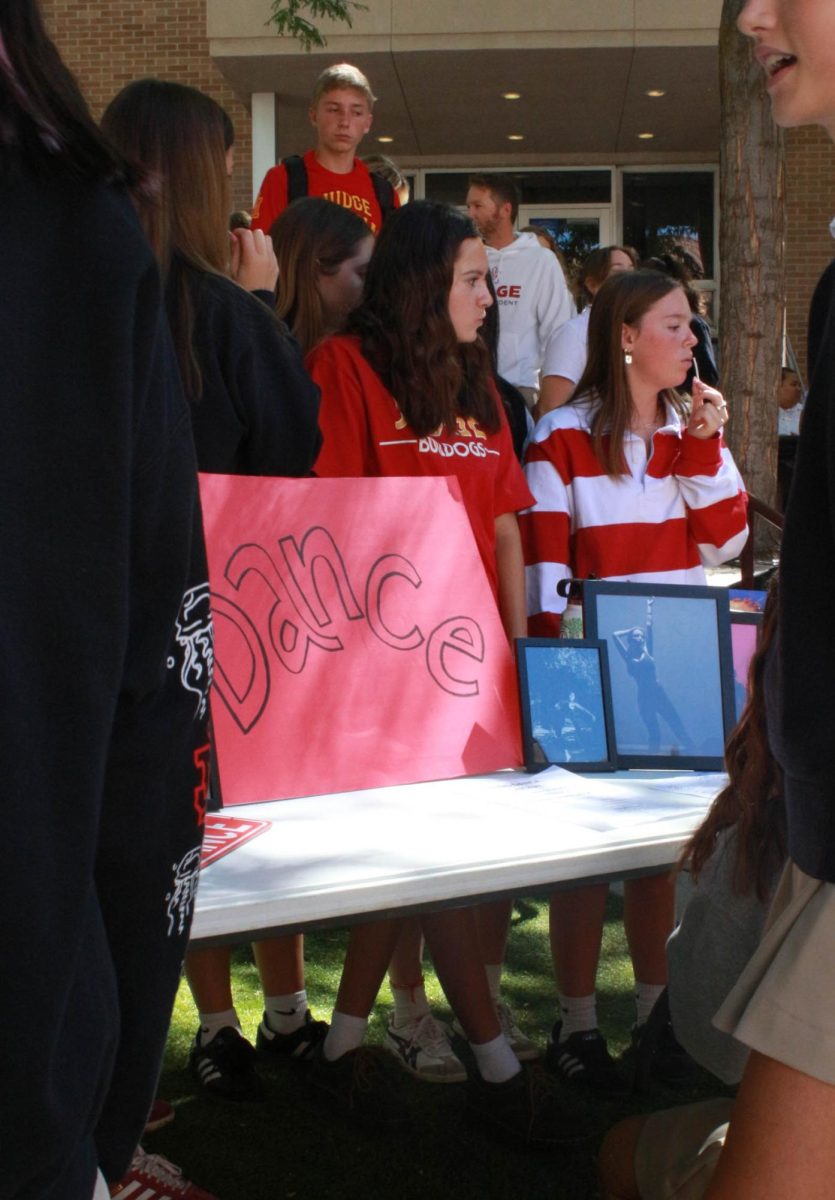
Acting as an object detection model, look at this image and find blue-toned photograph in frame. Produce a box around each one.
[516,638,616,772]
[583,582,735,770]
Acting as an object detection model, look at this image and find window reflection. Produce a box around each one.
[622,171,715,279]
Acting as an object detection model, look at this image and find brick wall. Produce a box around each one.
[785,127,835,380]
[41,0,254,212]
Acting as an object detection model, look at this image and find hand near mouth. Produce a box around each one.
[688,380,729,440]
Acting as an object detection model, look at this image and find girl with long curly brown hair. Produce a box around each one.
[305,201,574,1147]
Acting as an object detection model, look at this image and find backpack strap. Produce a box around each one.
[370,171,395,224]
[282,154,308,203]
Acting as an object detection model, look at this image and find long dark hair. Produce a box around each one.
[347,200,499,436]
[272,197,370,354]
[102,79,234,397]
[0,0,127,181]
[572,269,688,477]
[679,578,786,902]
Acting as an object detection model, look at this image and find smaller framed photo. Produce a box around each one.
[729,610,764,723]
[515,638,617,773]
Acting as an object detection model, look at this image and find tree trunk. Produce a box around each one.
[718,0,785,511]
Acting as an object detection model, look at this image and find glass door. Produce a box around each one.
[517,205,612,279]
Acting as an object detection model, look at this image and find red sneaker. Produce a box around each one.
[110,1147,219,1199]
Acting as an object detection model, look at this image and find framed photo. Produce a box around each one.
[583,581,735,770]
[515,638,617,772]
[729,610,763,723]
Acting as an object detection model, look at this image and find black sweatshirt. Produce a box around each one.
[1,168,210,1195]
[174,267,321,476]
[766,258,835,881]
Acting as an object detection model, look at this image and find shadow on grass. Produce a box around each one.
[158,892,724,1200]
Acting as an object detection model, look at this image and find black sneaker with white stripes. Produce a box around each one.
[189,1026,265,1101]
[256,1009,329,1064]
[544,1022,626,1092]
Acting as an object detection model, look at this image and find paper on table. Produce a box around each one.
[340,765,722,835]
[465,766,723,833]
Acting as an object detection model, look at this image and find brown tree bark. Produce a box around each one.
[719,0,785,510]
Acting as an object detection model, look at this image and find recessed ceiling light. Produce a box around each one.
[376,135,394,143]
[502,92,521,100]
[646,89,666,98]
[507,133,525,141]
[638,132,655,140]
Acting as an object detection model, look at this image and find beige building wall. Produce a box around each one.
[207,0,722,49]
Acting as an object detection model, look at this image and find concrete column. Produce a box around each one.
[251,92,277,199]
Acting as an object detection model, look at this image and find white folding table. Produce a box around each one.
[190,767,723,947]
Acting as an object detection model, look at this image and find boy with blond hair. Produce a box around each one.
[251,63,397,236]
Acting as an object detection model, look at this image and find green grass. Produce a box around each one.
[151,893,725,1200]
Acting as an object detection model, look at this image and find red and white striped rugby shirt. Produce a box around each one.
[520,397,749,636]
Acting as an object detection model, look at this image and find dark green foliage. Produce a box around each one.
[267,1,368,52]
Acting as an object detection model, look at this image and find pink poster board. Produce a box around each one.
[198,474,522,806]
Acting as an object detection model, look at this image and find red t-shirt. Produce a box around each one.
[308,335,534,596]
[251,150,397,236]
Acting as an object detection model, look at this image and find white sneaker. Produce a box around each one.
[384,1013,468,1083]
[453,1001,539,1062]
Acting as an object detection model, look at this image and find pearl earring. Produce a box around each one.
[624,350,633,366]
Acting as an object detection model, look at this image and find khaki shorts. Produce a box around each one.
[714,861,835,1085]
[634,1099,734,1200]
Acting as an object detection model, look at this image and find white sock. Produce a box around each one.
[635,982,665,1028]
[197,1008,241,1046]
[471,1033,521,1084]
[390,978,430,1027]
[263,990,308,1034]
[484,963,503,1005]
[322,1011,368,1062]
[556,993,597,1040]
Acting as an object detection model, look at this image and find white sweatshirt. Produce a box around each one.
[487,232,575,390]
